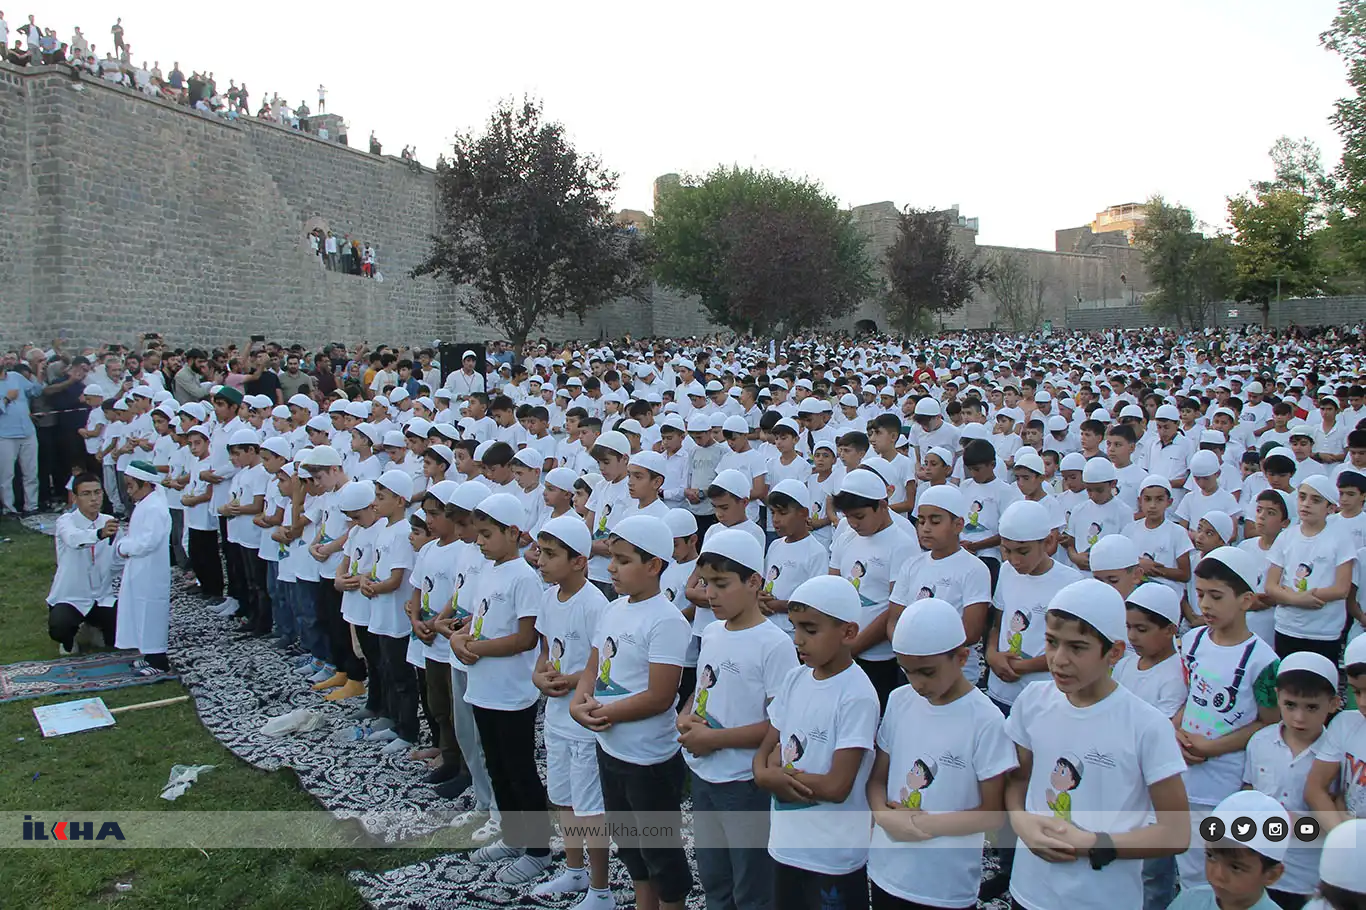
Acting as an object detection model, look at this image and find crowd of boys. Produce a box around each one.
[39,328,1366,910]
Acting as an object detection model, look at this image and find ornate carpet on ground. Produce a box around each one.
[0,651,180,703]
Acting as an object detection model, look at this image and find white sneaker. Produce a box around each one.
[449,809,487,829]
[532,867,590,896]
[471,816,501,844]
[495,852,551,885]
[380,737,413,756]
[572,889,616,909]
[469,840,522,864]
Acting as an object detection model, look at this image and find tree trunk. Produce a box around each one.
[1261,299,1271,332]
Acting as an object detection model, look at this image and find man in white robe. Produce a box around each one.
[116,460,173,675]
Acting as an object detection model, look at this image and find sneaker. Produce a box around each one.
[291,655,319,671]
[470,816,501,844]
[532,868,590,897]
[134,665,168,678]
[380,737,413,756]
[469,840,523,865]
[131,658,149,670]
[307,666,335,684]
[214,600,241,617]
[210,597,237,612]
[495,853,551,885]
[363,727,397,743]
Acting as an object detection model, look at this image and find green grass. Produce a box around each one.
[0,517,439,909]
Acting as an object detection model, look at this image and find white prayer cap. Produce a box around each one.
[710,468,752,500]
[512,448,543,470]
[892,598,965,656]
[1047,415,1068,432]
[1319,819,1366,891]
[452,480,490,512]
[999,500,1054,542]
[353,422,381,444]
[539,514,591,557]
[913,397,941,417]
[1059,452,1087,472]
[1154,404,1180,421]
[925,445,954,467]
[271,405,291,420]
[1047,578,1127,644]
[228,428,261,447]
[544,466,579,494]
[617,418,644,436]
[1140,474,1172,495]
[1197,545,1260,592]
[839,468,888,501]
[610,514,673,563]
[685,414,712,434]
[425,444,454,466]
[595,431,630,456]
[629,450,667,476]
[337,480,376,513]
[1299,474,1339,506]
[1082,458,1116,484]
[1346,633,1366,667]
[425,479,459,505]
[701,527,764,576]
[1209,790,1292,863]
[1189,450,1221,478]
[1126,582,1181,626]
[474,492,526,530]
[382,430,407,449]
[1014,449,1045,476]
[915,483,967,519]
[261,436,292,459]
[664,508,698,539]
[789,575,861,625]
[1088,535,1139,572]
[377,470,413,501]
[1277,650,1339,688]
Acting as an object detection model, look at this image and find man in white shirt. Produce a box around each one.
[444,351,486,398]
[47,473,120,654]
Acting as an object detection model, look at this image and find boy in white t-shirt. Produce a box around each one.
[530,515,613,907]
[360,471,419,755]
[704,468,766,553]
[1062,458,1133,572]
[1181,511,1236,629]
[959,438,1022,569]
[805,439,840,551]
[1238,489,1295,645]
[1265,476,1356,661]
[755,575,879,910]
[760,479,829,639]
[1176,451,1241,541]
[684,529,799,910]
[1175,547,1281,888]
[571,516,693,910]
[1004,579,1190,910]
[221,429,270,635]
[584,430,633,599]
[1305,635,1366,830]
[1242,651,1338,909]
[765,419,813,537]
[1112,581,1188,910]
[1124,475,1194,596]
[456,493,554,885]
[869,598,1017,910]
[887,484,991,685]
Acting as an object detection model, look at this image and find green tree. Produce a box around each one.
[983,250,1048,332]
[1227,187,1322,328]
[1133,197,1203,328]
[651,166,874,335]
[881,208,986,336]
[413,98,649,350]
[1321,1,1366,272]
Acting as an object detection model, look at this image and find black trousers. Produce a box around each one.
[188,528,224,598]
[1274,632,1342,666]
[472,703,552,855]
[857,656,903,712]
[424,657,461,769]
[676,665,697,710]
[355,626,383,710]
[48,602,117,650]
[774,862,868,910]
[220,517,247,602]
[316,581,365,678]
[596,746,690,902]
[242,548,270,631]
[871,882,967,910]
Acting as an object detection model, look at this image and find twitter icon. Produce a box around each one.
[1230,816,1257,842]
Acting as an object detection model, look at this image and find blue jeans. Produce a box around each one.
[292,581,329,663]
[266,562,295,641]
[1143,855,1177,910]
[690,773,774,910]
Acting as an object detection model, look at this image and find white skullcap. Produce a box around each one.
[891,598,966,656]
[839,468,889,501]
[915,483,967,519]
[1047,578,1127,644]
[701,527,764,576]
[1014,449,1045,475]
[664,508,698,539]
[1189,450,1221,478]
[611,514,673,562]
[629,450,667,476]
[540,514,591,557]
[1197,545,1261,593]
[1088,535,1139,572]
[1278,650,1339,688]
[1082,458,1117,483]
[1200,510,1234,544]
[1299,474,1339,506]
[544,466,579,494]
[1059,452,1088,472]
[1209,790,1292,863]
[789,575,862,625]
[1126,582,1181,626]
[377,469,414,501]
[769,478,812,511]
[337,480,376,512]
[228,428,261,447]
[999,500,1054,542]
[710,468,752,500]
[475,492,526,530]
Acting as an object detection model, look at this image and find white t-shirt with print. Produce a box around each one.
[868,685,1018,908]
[988,559,1084,706]
[536,581,611,743]
[764,453,812,532]
[365,518,416,638]
[763,534,829,636]
[829,523,919,661]
[1004,681,1187,910]
[591,592,691,765]
[1268,522,1356,641]
[685,619,799,784]
[958,477,1022,560]
[1236,537,1280,645]
[660,557,701,667]
[586,476,632,583]
[340,522,380,626]
[462,556,543,711]
[1175,487,1241,538]
[1067,495,1133,558]
[226,463,269,548]
[1179,627,1280,805]
[411,539,461,664]
[766,662,880,875]
[447,541,492,674]
[890,548,992,684]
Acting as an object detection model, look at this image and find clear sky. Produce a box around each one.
[27,0,1350,249]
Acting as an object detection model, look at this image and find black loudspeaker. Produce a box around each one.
[439,343,488,390]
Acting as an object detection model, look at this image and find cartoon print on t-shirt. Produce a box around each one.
[694,664,723,728]
[452,572,469,620]
[774,732,815,810]
[965,501,984,532]
[1008,610,1030,656]
[471,598,489,639]
[419,576,435,620]
[1046,754,1083,822]
[849,560,875,607]
[594,636,629,695]
[764,564,781,594]
[1086,522,1102,547]
[594,503,612,538]
[1293,563,1312,592]
[917,585,935,601]
[549,637,564,673]
[899,757,936,809]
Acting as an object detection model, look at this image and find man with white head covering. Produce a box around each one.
[115,461,174,675]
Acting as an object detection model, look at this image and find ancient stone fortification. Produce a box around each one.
[0,63,722,351]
